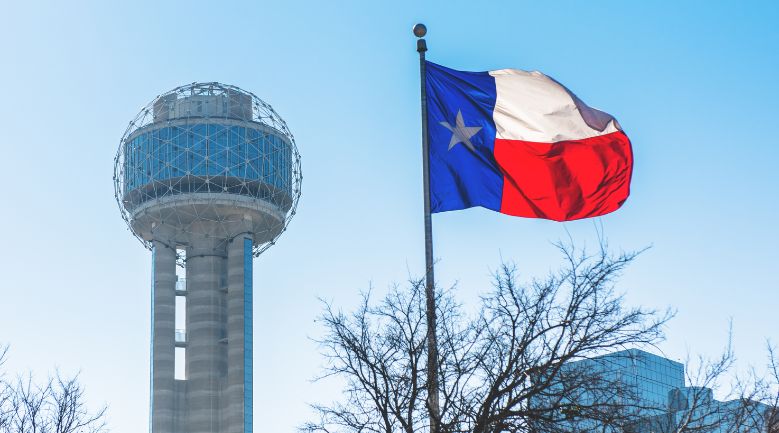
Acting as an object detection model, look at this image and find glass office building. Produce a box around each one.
[586,349,685,414]
[562,349,773,433]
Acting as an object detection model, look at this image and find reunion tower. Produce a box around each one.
[114,83,302,433]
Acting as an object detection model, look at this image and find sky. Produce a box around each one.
[0,1,778,432]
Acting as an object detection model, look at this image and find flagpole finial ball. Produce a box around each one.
[413,23,427,38]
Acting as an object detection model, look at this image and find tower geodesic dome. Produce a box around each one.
[114,82,302,256]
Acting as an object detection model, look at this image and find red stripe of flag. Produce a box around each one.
[494,130,633,221]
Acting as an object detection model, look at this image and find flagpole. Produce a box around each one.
[414,23,441,433]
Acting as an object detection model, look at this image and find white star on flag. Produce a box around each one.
[440,109,482,152]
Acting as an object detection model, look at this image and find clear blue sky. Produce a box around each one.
[1,1,777,432]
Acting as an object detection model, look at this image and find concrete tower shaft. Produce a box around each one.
[115,83,301,433]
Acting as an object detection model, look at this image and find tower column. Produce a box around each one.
[151,241,176,433]
[225,234,252,433]
[186,239,226,433]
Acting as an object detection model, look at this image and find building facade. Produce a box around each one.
[563,349,773,433]
[114,83,301,433]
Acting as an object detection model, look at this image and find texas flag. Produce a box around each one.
[426,61,633,221]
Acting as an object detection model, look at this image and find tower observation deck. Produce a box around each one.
[114,82,301,433]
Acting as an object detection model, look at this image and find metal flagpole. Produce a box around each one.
[413,23,441,433]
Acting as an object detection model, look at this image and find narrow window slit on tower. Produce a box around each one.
[175,347,186,380]
[175,296,186,335]
[175,247,187,380]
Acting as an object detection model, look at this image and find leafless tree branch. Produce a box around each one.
[0,346,108,433]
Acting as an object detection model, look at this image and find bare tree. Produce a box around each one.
[0,346,107,433]
[303,241,677,433]
[304,240,779,433]
[303,282,431,433]
[746,343,779,433]
[0,346,10,432]
[631,339,779,433]
[624,341,743,433]
[764,345,779,432]
[458,243,670,433]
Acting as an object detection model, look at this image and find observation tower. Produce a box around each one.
[114,82,301,433]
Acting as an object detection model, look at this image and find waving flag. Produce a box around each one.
[426,61,633,221]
